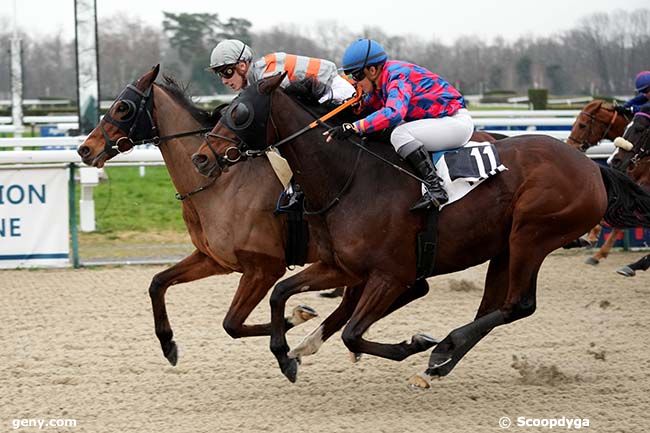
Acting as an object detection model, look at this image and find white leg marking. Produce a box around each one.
[288,326,324,359]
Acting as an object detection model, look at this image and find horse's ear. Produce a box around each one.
[259,71,287,94]
[135,64,160,90]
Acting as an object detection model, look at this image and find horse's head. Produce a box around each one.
[567,100,626,151]
[192,73,286,178]
[77,65,160,167]
[609,106,650,172]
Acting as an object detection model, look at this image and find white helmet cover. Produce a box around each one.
[209,39,253,70]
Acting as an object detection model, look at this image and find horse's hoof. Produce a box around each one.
[348,351,362,363]
[426,353,452,376]
[291,304,319,325]
[281,358,299,383]
[584,257,599,266]
[407,374,431,389]
[164,341,178,366]
[616,266,636,277]
[412,333,440,351]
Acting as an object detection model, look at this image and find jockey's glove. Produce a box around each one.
[324,123,359,142]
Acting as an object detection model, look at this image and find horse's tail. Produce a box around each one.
[599,165,650,228]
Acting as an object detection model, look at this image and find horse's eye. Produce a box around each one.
[578,124,586,129]
[231,103,251,127]
[116,102,131,115]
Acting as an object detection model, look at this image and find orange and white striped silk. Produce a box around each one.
[248,52,339,88]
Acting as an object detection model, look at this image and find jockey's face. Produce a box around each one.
[221,61,249,91]
[356,65,382,93]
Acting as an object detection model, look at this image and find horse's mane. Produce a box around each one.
[283,80,359,125]
[157,75,221,127]
[283,80,394,143]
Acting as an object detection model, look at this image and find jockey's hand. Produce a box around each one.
[614,105,633,116]
[324,123,358,142]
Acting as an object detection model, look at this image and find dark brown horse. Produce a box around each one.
[191,73,650,387]
[77,66,328,366]
[567,100,634,265]
[609,107,650,277]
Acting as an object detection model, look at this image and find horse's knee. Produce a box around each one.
[148,274,166,298]
[269,280,291,307]
[222,316,242,339]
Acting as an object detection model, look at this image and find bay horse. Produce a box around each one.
[609,106,650,278]
[190,73,650,387]
[77,65,330,366]
[567,100,634,265]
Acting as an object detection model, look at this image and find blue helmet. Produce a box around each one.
[635,71,650,93]
[340,39,388,74]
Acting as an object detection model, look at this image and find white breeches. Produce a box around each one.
[390,108,474,156]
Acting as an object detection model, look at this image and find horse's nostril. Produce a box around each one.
[192,153,208,167]
[78,145,90,157]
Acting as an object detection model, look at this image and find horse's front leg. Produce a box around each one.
[269,261,358,382]
[149,250,228,365]
[222,254,318,338]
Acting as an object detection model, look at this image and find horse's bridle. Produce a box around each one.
[100,81,215,156]
[568,105,619,151]
[99,82,157,159]
[98,80,220,200]
[201,131,248,174]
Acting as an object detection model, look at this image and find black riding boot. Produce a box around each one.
[405,147,448,211]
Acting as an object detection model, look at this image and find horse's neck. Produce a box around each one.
[272,94,366,208]
[271,92,404,210]
[610,115,631,139]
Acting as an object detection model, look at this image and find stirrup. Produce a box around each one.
[410,194,441,212]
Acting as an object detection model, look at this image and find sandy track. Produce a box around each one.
[1,250,649,432]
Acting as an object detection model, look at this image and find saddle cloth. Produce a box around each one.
[429,141,508,210]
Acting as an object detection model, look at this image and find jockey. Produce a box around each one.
[207,39,355,104]
[324,38,473,211]
[616,71,650,116]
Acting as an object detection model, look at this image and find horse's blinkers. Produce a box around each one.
[100,82,156,156]
[222,82,272,151]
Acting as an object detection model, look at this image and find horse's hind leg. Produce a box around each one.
[586,227,620,265]
[289,278,431,361]
[222,253,318,338]
[149,250,228,365]
[586,224,602,245]
[340,272,438,362]
[407,250,511,388]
